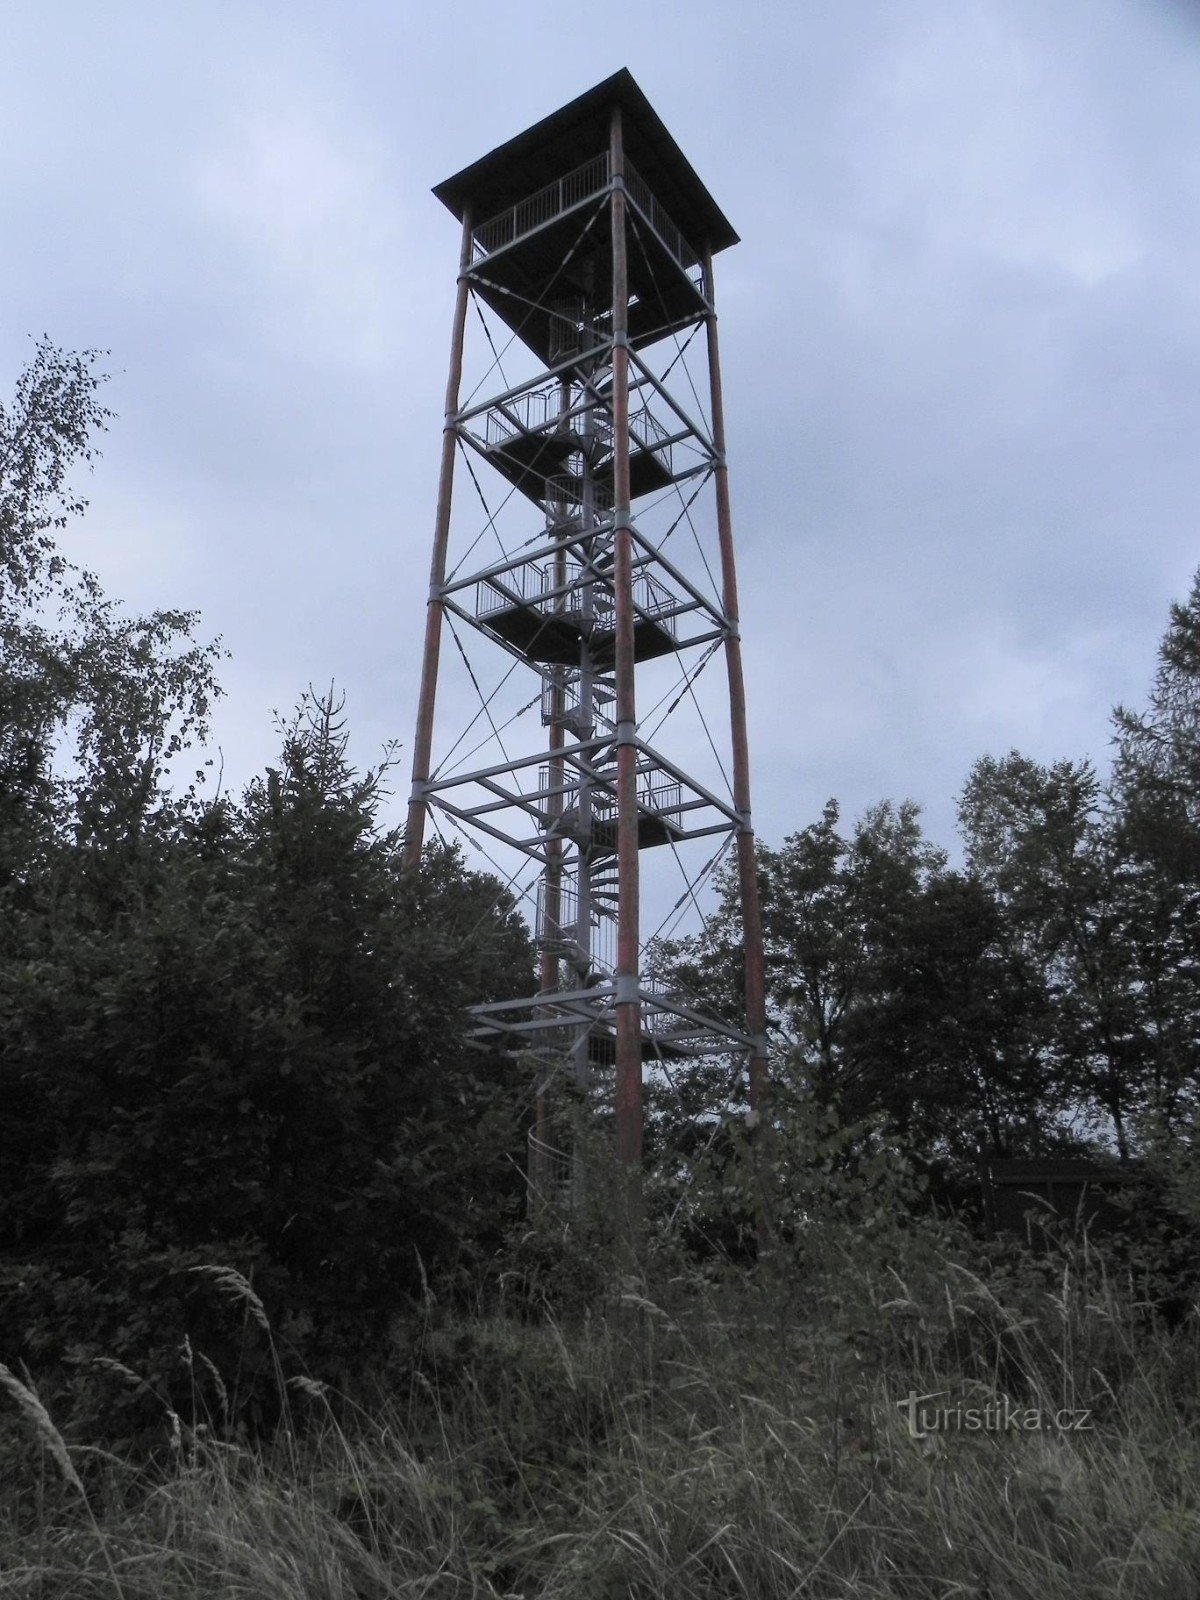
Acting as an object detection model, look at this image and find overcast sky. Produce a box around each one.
[4,0,1199,869]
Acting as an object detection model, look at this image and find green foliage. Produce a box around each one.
[1,692,534,1429]
[1115,568,1200,838]
[660,798,1057,1180]
[0,340,223,893]
[0,345,535,1438]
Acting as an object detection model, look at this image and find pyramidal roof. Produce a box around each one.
[433,68,738,255]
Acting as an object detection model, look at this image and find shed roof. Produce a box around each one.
[432,68,738,256]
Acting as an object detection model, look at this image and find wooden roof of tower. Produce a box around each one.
[432,68,738,256]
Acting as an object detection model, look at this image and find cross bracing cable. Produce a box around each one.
[445,611,513,769]
[675,339,711,441]
[429,656,529,780]
[643,833,734,958]
[669,476,722,603]
[473,294,510,397]
[436,685,542,782]
[458,441,513,565]
[444,379,526,583]
[641,638,722,745]
[638,473,715,588]
[626,208,712,436]
[459,199,608,411]
[623,471,708,551]
[684,666,735,801]
[436,805,545,928]
[656,321,702,391]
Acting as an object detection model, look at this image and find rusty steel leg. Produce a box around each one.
[609,106,643,1235]
[534,484,570,1202]
[703,249,770,1237]
[404,209,473,871]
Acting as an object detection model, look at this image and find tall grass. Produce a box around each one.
[2,1235,1198,1597]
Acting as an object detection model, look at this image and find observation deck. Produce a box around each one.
[461,377,675,504]
[434,69,737,363]
[537,759,684,852]
[473,557,680,665]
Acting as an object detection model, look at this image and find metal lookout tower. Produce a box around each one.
[404,70,768,1221]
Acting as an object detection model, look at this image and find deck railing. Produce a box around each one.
[470,151,701,288]
[483,381,564,447]
[536,758,682,847]
[593,768,683,834]
[480,393,674,485]
[475,558,679,640]
[599,568,679,632]
[639,975,728,1045]
[474,558,551,619]
[473,153,610,258]
[542,474,616,523]
[527,1127,573,1204]
[624,160,701,277]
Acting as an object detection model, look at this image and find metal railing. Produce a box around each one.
[543,298,610,362]
[536,876,615,972]
[483,382,565,448]
[470,151,702,291]
[473,153,610,257]
[537,760,682,837]
[593,768,683,833]
[598,568,679,633]
[629,404,673,458]
[587,400,675,475]
[638,974,734,1051]
[543,473,615,520]
[475,558,678,642]
[640,972,700,1028]
[624,160,701,278]
[527,1128,573,1202]
[540,667,615,731]
[474,559,551,619]
[481,388,670,478]
[536,761,572,825]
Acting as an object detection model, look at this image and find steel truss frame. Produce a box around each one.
[405,79,768,1219]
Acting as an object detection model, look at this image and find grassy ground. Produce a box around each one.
[2,1237,1199,1598]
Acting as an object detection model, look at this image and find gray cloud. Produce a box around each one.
[3,0,1198,873]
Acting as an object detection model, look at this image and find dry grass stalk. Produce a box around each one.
[90,1356,151,1391]
[189,1265,271,1334]
[288,1375,330,1401]
[0,1361,86,1498]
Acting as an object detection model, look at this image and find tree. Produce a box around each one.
[659,797,1056,1183]
[958,749,1196,1157]
[0,346,536,1437]
[847,866,1053,1164]
[1109,573,1200,1127]
[1114,569,1200,840]
[0,339,222,895]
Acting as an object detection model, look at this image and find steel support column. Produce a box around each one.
[609,106,643,1209]
[404,209,473,870]
[531,378,573,1201]
[702,249,769,1119]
